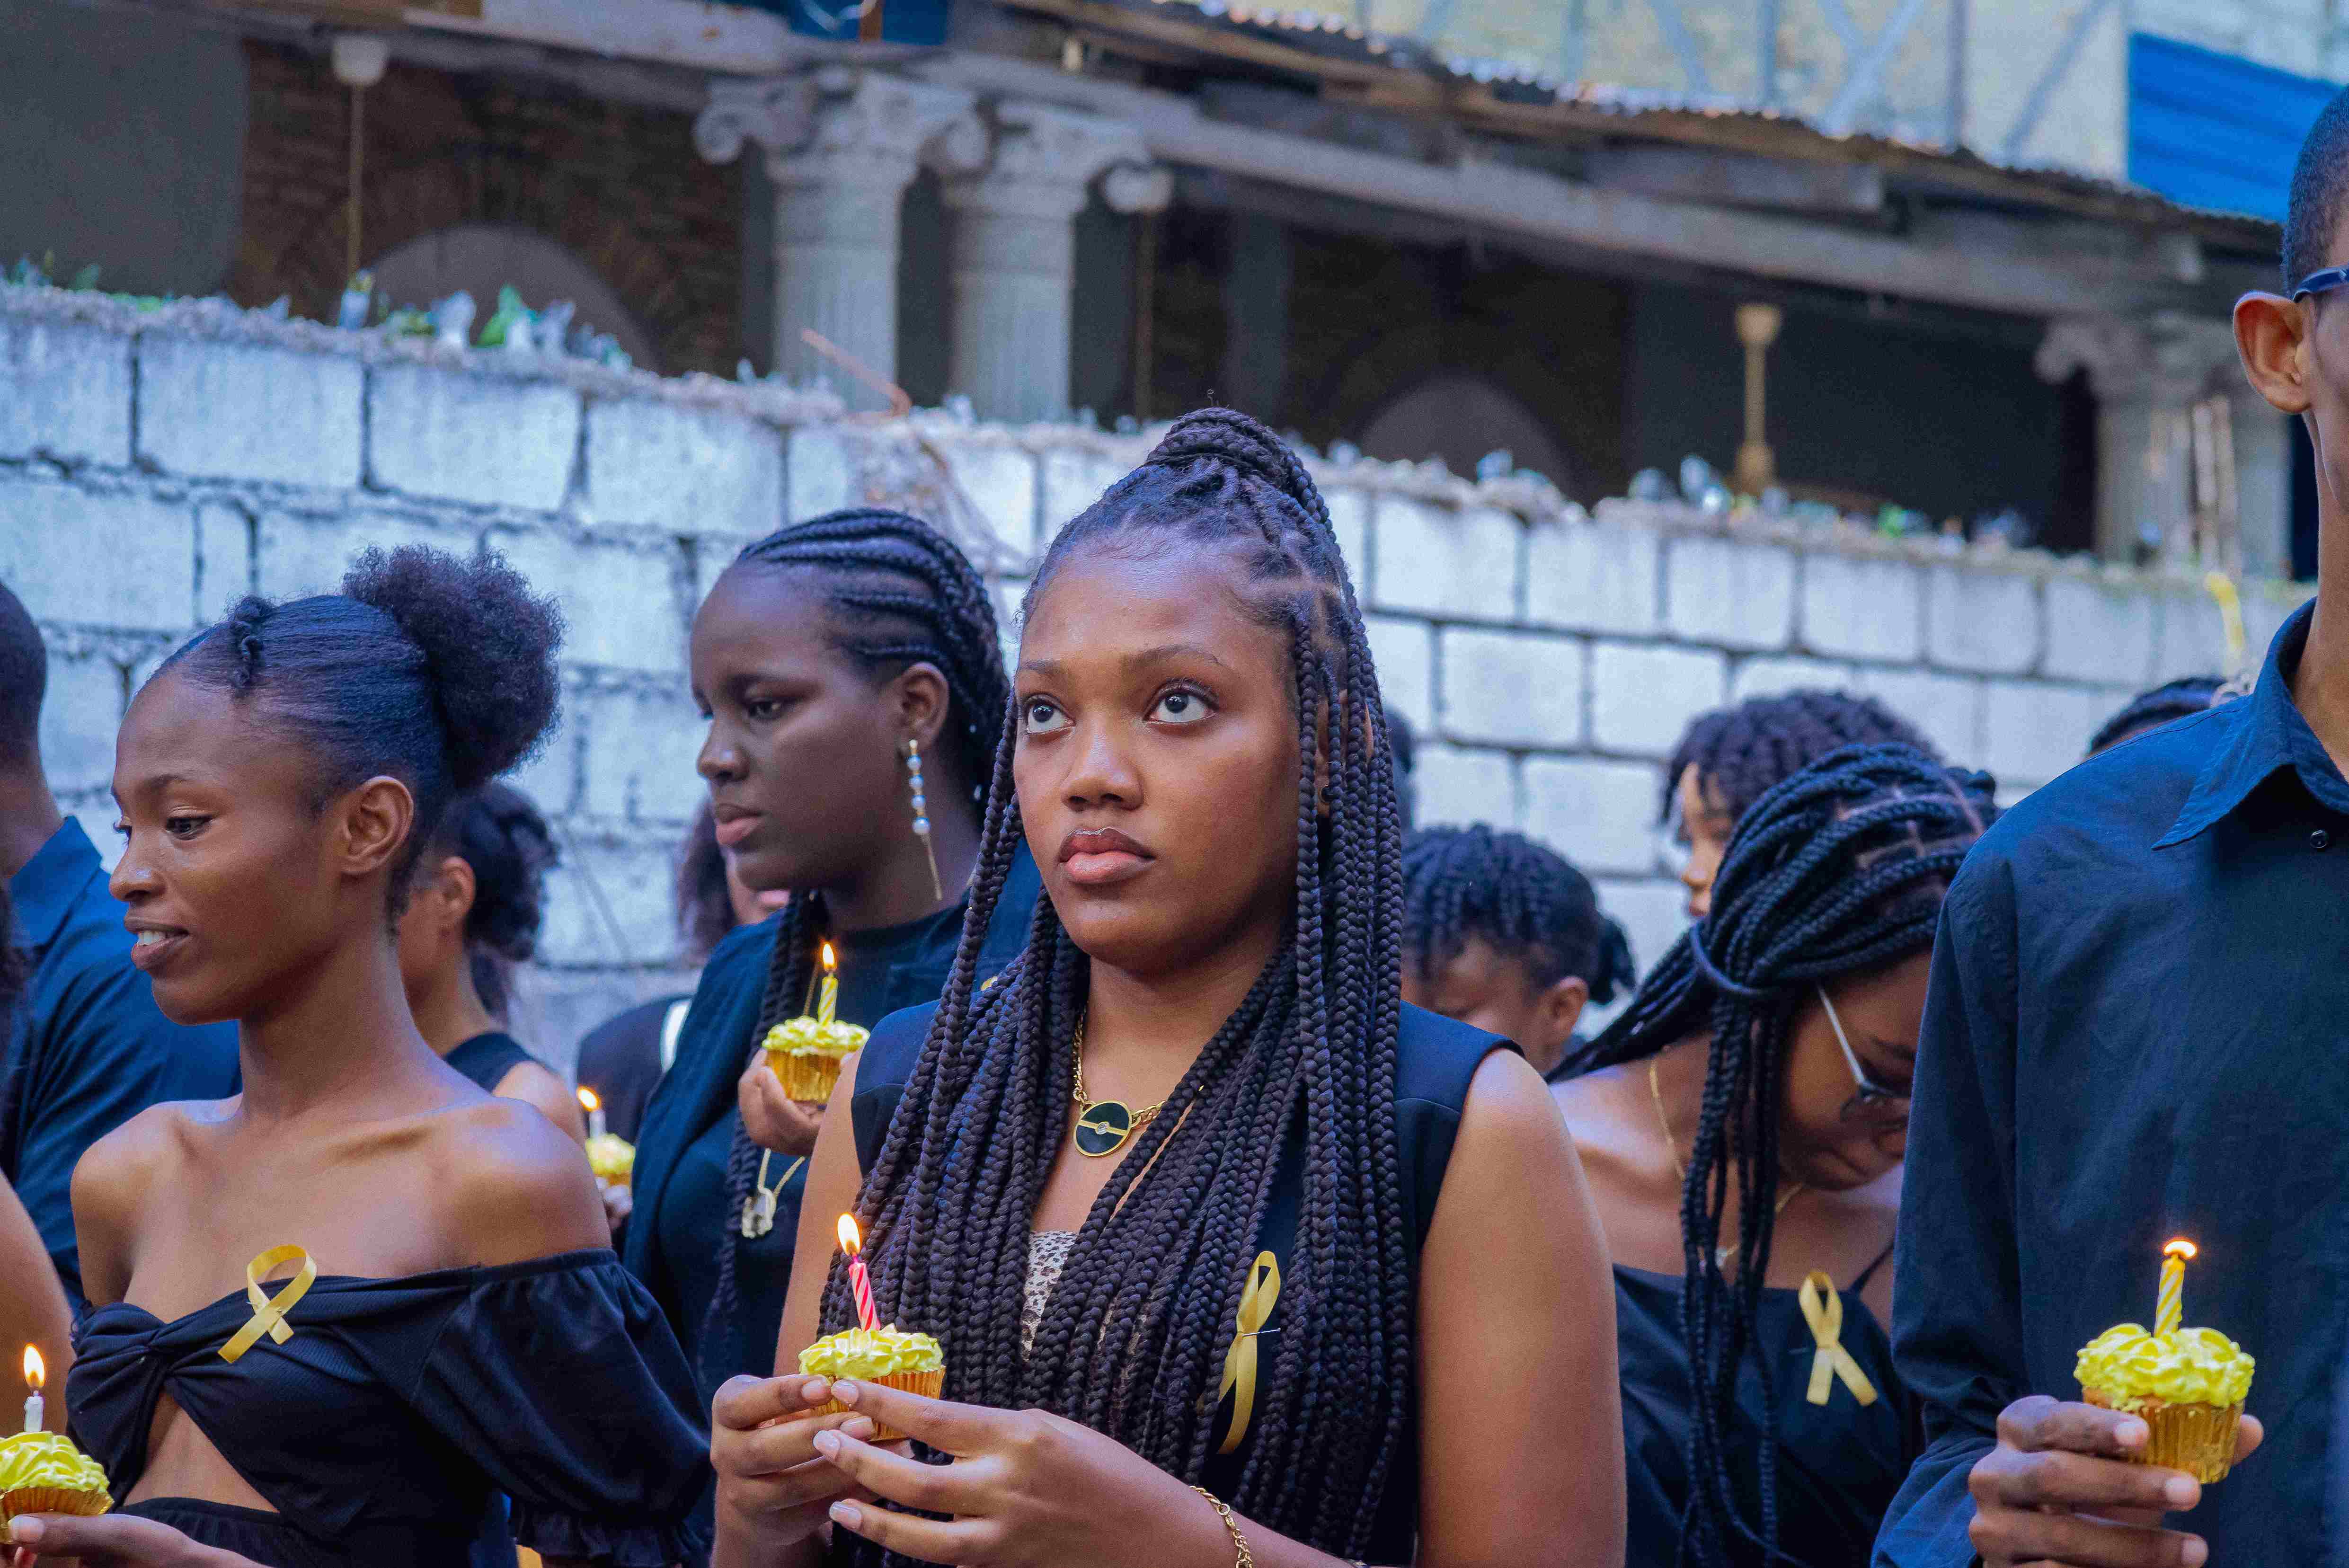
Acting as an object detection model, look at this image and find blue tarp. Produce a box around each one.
[730,0,948,44]
[2128,32,2338,222]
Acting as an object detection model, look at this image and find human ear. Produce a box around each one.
[1536,976,1590,1059]
[2234,291,2314,416]
[338,776,416,881]
[889,661,951,750]
[438,855,478,928]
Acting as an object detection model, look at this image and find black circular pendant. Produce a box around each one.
[1074,1099,1135,1157]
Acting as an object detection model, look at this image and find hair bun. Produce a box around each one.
[1591,918,1636,1006]
[341,545,564,792]
[1144,408,1328,529]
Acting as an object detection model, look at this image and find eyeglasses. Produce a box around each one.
[1816,984,1910,1124]
[2292,266,2349,301]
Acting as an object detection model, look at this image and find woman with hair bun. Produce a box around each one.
[395,780,584,1142]
[32,547,706,1568]
[711,409,1622,1568]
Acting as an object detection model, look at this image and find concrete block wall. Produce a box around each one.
[0,285,2309,1066]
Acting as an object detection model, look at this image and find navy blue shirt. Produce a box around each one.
[3,820,238,1304]
[1877,599,2342,1566]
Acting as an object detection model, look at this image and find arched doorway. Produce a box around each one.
[367,223,662,372]
[1358,373,1575,488]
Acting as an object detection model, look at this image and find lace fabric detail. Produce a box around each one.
[1021,1231,1079,1358]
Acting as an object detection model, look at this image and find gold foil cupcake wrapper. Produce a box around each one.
[771,1050,845,1104]
[807,1367,944,1444]
[2134,1400,2244,1484]
[2,1484,111,1518]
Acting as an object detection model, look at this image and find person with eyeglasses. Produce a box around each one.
[1555,744,1996,1568]
[1658,690,1942,919]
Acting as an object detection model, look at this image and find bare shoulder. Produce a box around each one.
[492,1058,586,1140]
[72,1098,233,1303]
[1455,1049,1574,1163]
[430,1096,608,1265]
[1548,1065,1642,1156]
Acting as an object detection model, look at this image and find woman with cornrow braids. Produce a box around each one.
[622,511,1042,1506]
[1557,744,1996,1568]
[709,408,1622,1568]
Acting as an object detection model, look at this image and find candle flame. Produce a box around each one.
[837,1213,862,1256]
[576,1086,600,1113]
[2164,1238,2198,1261]
[22,1347,41,1391]
[821,941,837,974]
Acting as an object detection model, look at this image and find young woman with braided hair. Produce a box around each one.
[622,512,1041,1438]
[709,408,1621,1568]
[1399,824,1637,1079]
[1556,743,1994,1568]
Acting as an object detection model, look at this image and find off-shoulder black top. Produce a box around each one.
[67,1249,709,1568]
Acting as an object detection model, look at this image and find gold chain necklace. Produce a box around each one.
[1070,1015,1167,1159]
[1648,1054,1805,1270]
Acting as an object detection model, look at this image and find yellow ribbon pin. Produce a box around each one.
[1216,1252,1280,1455]
[1797,1271,1877,1408]
[219,1244,318,1364]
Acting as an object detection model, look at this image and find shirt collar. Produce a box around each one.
[2155,598,2349,847]
[7,818,104,954]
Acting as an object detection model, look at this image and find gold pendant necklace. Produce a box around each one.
[1648,1054,1804,1270]
[1070,1015,1166,1159]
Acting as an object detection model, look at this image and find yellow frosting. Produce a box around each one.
[0,1431,111,1501]
[798,1326,944,1379]
[763,1017,869,1060]
[585,1133,635,1183]
[2075,1323,2256,1409]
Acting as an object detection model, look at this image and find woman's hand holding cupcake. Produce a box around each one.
[709,1373,889,1566]
[738,1052,825,1157]
[7,1511,264,1567]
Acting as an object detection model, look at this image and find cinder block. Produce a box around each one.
[1982,680,2108,788]
[585,399,783,534]
[254,513,472,601]
[536,833,684,967]
[2240,585,2312,670]
[931,438,1038,563]
[497,530,688,673]
[1590,877,1690,986]
[1799,553,1923,662]
[2151,586,2236,683]
[1589,640,1727,757]
[39,655,123,793]
[1925,565,2041,674]
[0,481,194,629]
[138,337,363,489]
[1038,446,1126,536]
[370,363,579,511]
[1371,499,1519,620]
[1731,655,1857,701]
[582,683,708,824]
[0,316,131,466]
[1522,756,1662,877]
[194,503,253,622]
[1665,536,1795,650]
[2042,576,2156,685]
[786,425,854,523]
[1323,487,1369,581]
[1525,515,1659,636]
[1412,743,1516,828]
[1854,667,1986,768]
[509,699,580,818]
[1365,613,1434,729]
[1438,627,1585,748]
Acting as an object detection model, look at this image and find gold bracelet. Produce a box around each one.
[1190,1484,1254,1568]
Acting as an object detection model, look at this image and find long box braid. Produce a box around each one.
[819,410,1416,1563]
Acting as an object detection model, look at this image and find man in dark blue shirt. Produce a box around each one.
[0,586,237,1306]
[1878,92,2349,1568]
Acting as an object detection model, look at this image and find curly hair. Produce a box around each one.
[2088,676,2229,756]
[824,408,1415,1562]
[429,782,560,1019]
[1401,824,1635,1001]
[1663,690,1938,826]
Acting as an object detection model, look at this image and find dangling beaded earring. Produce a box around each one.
[907,738,943,902]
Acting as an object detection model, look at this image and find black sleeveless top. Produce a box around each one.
[442,1032,542,1096]
[67,1249,709,1568]
[849,998,1509,1563]
[1616,1252,1913,1567]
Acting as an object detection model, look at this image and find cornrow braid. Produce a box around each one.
[1401,824,1637,1003]
[1573,743,1996,1568]
[1663,690,1940,827]
[820,408,1414,1564]
[699,510,1008,1390]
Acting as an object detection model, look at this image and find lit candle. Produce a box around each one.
[22,1346,43,1434]
[817,942,839,1028]
[838,1214,878,1332]
[577,1086,607,1141]
[2157,1237,2197,1338]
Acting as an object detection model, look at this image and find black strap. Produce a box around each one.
[1850,1236,1897,1295]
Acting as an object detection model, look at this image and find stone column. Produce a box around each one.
[943,102,1171,424]
[2037,314,2281,572]
[697,67,982,404]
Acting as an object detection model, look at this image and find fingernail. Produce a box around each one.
[805,1377,830,1402]
[2119,1419,2148,1447]
[5,1517,36,1545]
[814,1430,840,1455]
[2182,1536,2208,1566]
[844,1417,876,1439]
[2165,1474,2199,1507]
[831,1501,863,1530]
[833,1379,860,1404]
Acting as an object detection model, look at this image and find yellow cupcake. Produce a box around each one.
[584,1132,635,1186]
[763,1017,870,1104]
[0,1430,112,1519]
[2076,1324,2255,1483]
[798,1326,944,1442]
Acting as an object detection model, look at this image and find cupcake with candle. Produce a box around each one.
[575,1089,634,1189]
[2075,1240,2255,1484]
[763,945,868,1103]
[798,1328,945,1443]
[0,1433,111,1520]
